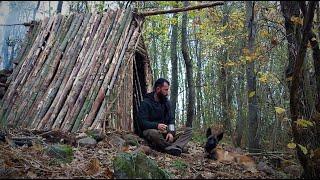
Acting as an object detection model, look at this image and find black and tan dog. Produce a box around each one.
[204,127,257,172]
[205,127,224,160]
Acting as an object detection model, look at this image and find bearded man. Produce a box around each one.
[137,78,192,156]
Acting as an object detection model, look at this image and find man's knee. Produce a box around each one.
[143,129,162,140]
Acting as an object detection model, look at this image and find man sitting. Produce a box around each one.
[136,78,192,156]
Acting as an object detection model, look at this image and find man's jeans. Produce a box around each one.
[142,127,192,152]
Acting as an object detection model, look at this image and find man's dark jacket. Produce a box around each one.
[136,92,174,137]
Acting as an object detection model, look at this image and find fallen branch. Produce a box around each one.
[0,22,36,27]
[138,1,224,16]
[248,151,293,156]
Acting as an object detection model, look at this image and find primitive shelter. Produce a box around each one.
[0,7,153,133]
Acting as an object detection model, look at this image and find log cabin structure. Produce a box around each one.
[0,7,153,133]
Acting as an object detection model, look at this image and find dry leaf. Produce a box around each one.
[27,171,37,178]
[121,146,130,152]
[103,167,113,178]
[85,158,101,175]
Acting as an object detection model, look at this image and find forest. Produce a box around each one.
[0,1,319,179]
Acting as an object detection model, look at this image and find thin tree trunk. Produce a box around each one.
[170,5,179,121]
[219,4,232,134]
[151,21,158,79]
[195,30,203,128]
[245,1,259,153]
[56,1,63,14]
[33,1,40,20]
[234,73,244,147]
[181,1,195,128]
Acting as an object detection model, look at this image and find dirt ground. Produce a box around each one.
[0,128,300,179]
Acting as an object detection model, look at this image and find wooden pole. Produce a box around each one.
[138,1,224,17]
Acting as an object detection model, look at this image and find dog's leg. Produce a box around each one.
[208,152,217,160]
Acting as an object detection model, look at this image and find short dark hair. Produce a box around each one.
[153,78,170,90]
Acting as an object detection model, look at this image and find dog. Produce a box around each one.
[205,127,257,172]
[205,127,224,160]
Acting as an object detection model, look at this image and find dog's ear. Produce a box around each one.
[217,132,224,142]
[206,127,212,138]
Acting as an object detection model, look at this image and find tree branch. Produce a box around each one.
[138,1,224,17]
[0,21,37,27]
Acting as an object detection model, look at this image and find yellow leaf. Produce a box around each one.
[290,16,303,25]
[259,74,268,83]
[298,144,308,155]
[249,91,255,98]
[259,29,269,37]
[225,61,235,66]
[296,119,314,127]
[275,107,286,114]
[242,48,250,55]
[259,77,267,83]
[287,143,296,149]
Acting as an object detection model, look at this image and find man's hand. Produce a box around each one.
[157,123,167,132]
[166,133,174,143]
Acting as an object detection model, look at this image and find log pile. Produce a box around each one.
[0,8,152,133]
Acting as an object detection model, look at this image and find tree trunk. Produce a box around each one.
[195,29,203,129]
[170,6,179,121]
[181,1,195,128]
[281,1,320,178]
[33,1,40,20]
[151,21,159,79]
[234,73,244,147]
[56,1,63,14]
[219,5,232,134]
[309,32,320,112]
[245,1,259,153]
[160,43,168,78]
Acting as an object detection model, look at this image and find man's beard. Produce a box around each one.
[157,92,167,103]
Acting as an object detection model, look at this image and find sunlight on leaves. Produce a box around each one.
[225,61,236,67]
[275,107,286,114]
[290,16,303,26]
[287,143,296,149]
[259,29,269,38]
[258,74,268,83]
[298,144,308,155]
[249,91,255,98]
[296,119,314,128]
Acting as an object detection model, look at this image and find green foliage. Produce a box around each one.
[95,2,105,13]
[141,1,296,152]
[171,159,188,170]
[46,144,74,164]
[113,152,171,179]
[191,131,207,144]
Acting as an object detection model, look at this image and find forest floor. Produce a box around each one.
[0,128,301,179]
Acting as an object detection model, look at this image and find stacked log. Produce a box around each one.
[0,8,150,133]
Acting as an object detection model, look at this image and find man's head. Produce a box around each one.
[153,78,170,102]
